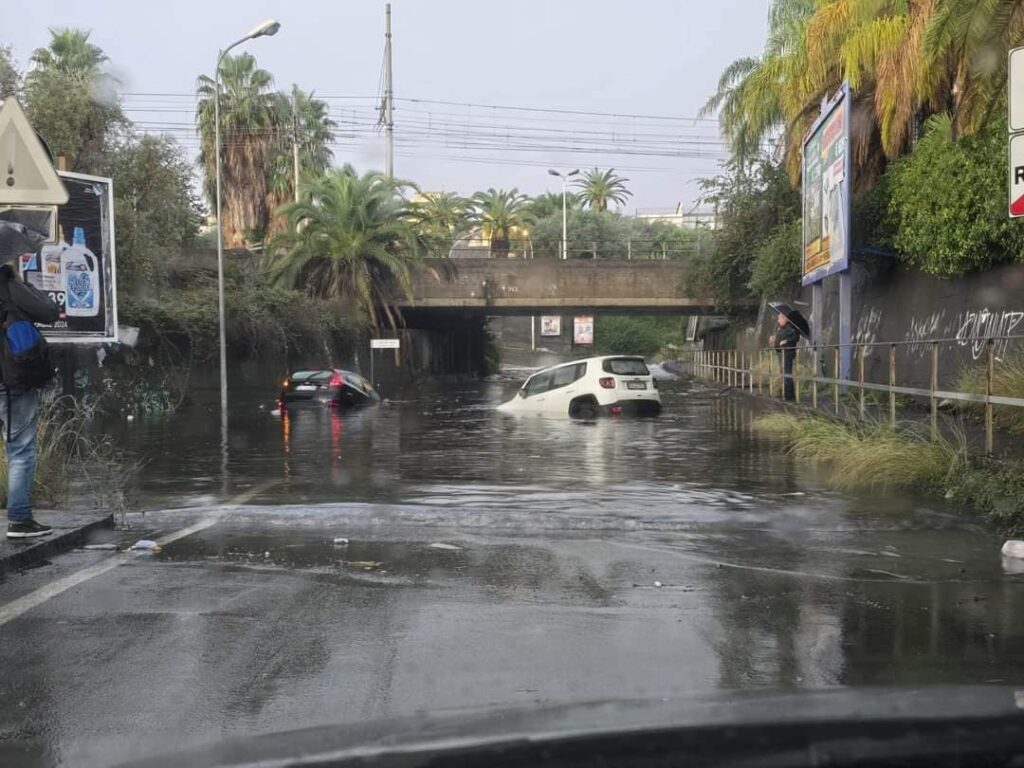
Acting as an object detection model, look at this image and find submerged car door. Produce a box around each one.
[546,363,584,413]
[521,371,555,411]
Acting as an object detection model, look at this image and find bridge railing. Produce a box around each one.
[680,334,1024,456]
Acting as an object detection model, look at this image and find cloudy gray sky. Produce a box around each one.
[6,0,768,211]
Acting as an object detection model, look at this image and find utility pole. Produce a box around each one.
[383,3,394,178]
[292,91,300,203]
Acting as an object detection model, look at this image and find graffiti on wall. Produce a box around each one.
[954,309,1024,360]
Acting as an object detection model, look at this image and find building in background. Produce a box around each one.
[635,202,717,230]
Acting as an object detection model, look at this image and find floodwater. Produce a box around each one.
[104,367,1024,689]
[5,367,1024,766]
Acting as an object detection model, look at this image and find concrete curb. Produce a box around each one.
[0,513,115,576]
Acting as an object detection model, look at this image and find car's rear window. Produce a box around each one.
[602,358,649,375]
[291,370,333,382]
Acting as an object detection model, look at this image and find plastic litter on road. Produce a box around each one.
[1002,540,1024,559]
[129,540,161,552]
[83,543,118,551]
[333,537,350,546]
[428,542,462,551]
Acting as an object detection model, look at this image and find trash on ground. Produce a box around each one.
[345,561,383,569]
[83,543,118,550]
[428,542,462,551]
[654,581,664,588]
[129,539,161,553]
[333,537,350,546]
[1002,540,1024,559]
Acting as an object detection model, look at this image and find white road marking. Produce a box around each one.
[0,481,276,627]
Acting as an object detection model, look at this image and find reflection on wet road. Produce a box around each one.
[2,373,1023,767]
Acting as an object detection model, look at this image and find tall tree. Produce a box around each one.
[410,191,470,256]
[268,166,423,330]
[267,85,336,214]
[469,188,534,258]
[572,168,633,212]
[24,28,126,173]
[0,45,21,98]
[196,53,281,247]
[109,136,203,287]
[528,190,580,220]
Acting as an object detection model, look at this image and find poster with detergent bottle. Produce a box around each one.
[15,172,118,342]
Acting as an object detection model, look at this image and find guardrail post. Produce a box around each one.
[858,344,866,420]
[930,341,938,440]
[794,348,801,403]
[812,347,818,410]
[889,344,897,428]
[731,350,736,388]
[757,350,763,395]
[834,346,841,417]
[768,348,775,398]
[986,339,994,456]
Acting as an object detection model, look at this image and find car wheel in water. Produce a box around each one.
[569,397,599,420]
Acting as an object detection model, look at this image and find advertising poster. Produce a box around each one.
[573,315,594,345]
[802,84,850,285]
[18,172,118,342]
[540,315,561,336]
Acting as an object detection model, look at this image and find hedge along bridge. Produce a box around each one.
[400,258,728,317]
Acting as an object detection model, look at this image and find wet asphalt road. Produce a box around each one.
[2,374,1024,766]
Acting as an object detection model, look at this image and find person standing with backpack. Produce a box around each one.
[0,264,60,538]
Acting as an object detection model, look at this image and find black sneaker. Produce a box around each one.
[7,519,53,539]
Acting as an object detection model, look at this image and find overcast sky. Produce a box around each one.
[6,0,768,211]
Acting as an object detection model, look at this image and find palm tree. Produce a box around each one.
[411,191,470,256]
[268,85,336,208]
[24,28,124,172]
[572,169,632,212]
[469,189,534,258]
[269,166,423,330]
[28,28,107,74]
[196,53,282,247]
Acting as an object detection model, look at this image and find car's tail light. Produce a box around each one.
[330,372,345,388]
[599,377,616,389]
[282,378,290,388]
[609,405,622,415]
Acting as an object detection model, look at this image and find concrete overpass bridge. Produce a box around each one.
[400,258,719,320]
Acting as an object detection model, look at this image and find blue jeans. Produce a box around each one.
[1,390,39,522]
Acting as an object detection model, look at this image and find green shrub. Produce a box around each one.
[954,352,1024,434]
[593,316,683,357]
[887,112,1024,277]
[748,219,801,299]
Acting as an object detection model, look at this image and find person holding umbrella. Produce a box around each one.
[769,303,810,402]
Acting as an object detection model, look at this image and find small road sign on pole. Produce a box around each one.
[1011,134,1024,217]
[1011,47,1024,133]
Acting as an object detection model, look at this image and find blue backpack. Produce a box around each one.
[0,317,54,393]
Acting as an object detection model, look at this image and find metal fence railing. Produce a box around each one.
[681,335,1024,456]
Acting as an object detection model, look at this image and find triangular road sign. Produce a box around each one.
[0,98,68,205]
[1012,194,1024,217]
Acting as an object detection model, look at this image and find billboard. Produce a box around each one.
[573,315,594,345]
[18,172,118,343]
[802,83,851,285]
[540,316,561,336]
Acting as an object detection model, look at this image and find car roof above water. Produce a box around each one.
[528,356,647,376]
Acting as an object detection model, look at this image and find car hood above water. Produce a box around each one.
[119,686,1024,768]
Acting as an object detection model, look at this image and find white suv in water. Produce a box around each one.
[498,356,661,418]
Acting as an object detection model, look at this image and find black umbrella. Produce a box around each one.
[769,302,811,339]
[0,221,46,263]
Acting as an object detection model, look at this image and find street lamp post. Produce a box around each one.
[214,18,280,451]
[548,168,579,260]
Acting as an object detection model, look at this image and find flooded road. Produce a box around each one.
[3,371,1024,766]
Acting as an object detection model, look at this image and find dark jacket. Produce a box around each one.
[775,321,801,351]
[0,265,60,325]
